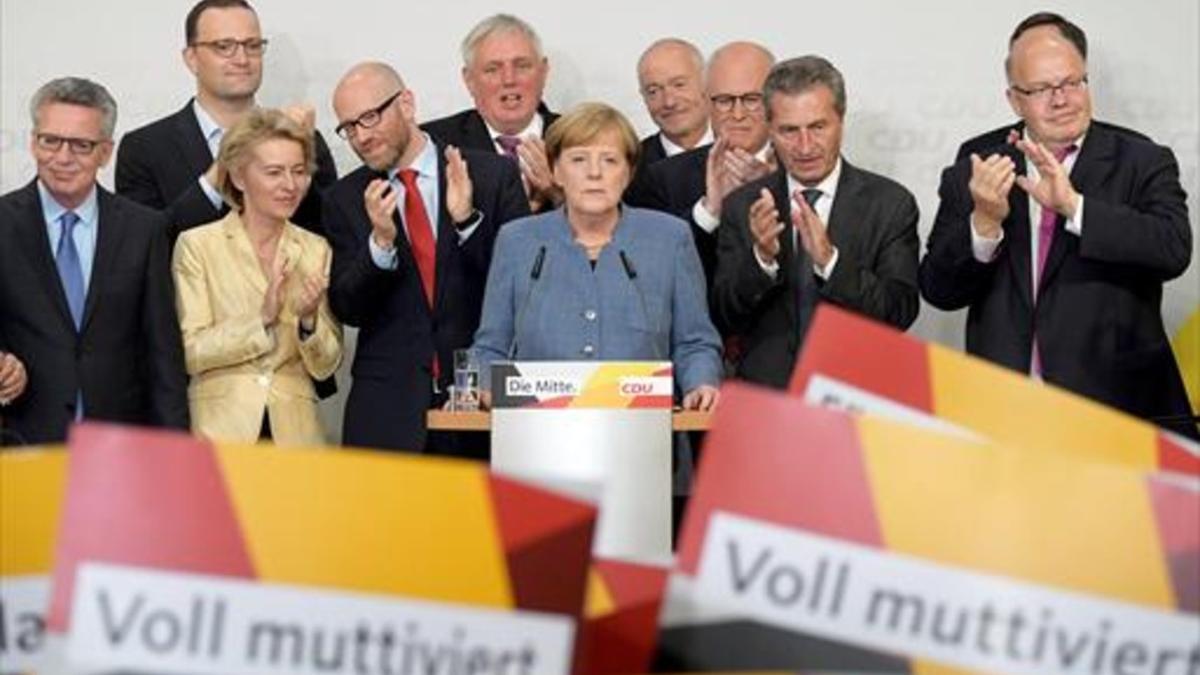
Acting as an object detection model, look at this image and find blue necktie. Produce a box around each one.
[56,211,85,330]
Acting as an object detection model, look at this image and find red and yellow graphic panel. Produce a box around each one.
[790,306,1199,475]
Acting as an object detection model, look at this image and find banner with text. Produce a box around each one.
[491,362,672,410]
[657,383,1199,673]
[46,423,597,674]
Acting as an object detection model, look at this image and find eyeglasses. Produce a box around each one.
[335,90,403,139]
[710,92,765,113]
[1010,75,1088,102]
[35,133,107,156]
[190,38,269,58]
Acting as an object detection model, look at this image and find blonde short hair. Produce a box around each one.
[216,108,315,210]
[544,102,640,169]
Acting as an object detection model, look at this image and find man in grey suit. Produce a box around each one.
[712,56,920,388]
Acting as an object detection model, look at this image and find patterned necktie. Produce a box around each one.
[397,169,436,308]
[794,189,823,339]
[56,211,85,329]
[1030,143,1078,377]
[496,135,522,163]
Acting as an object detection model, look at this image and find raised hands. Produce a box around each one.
[968,153,1017,238]
[1014,136,1080,219]
[444,145,475,223]
[791,189,834,268]
[749,188,785,263]
[364,178,399,250]
[704,138,774,217]
[516,136,563,210]
[261,252,289,328]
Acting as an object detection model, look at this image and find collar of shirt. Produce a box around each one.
[1022,128,1086,181]
[387,132,442,240]
[660,126,713,158]
[38,180,99,289]
[786,156,842,222]
[191,99,225,158]
[486,113,543,152]
[38,180,99,230]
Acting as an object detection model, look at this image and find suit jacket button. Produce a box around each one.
[582,344,595,357]
[584,309,597,321]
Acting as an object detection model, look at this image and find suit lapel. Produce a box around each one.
[16,181,76,332]
[1003,143,1035,308]
[172,101,218,179]
[826,159,864,245]
[222,212,270,297]
[432,145,454,315]
[1038,124,1114,294]
[80,189,123,333]
[464,111,495,152]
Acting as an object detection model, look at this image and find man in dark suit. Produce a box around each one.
[626,41,776,285]
[632,38,711,180]
[919,13,1195,436]
[421,14,559,213]
[326,62,529,453]
[713,56,920,389]
[0,78,189,446]
[115,0,336,239]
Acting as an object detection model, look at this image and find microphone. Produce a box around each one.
[619,249,665,362]
[509,245,546,359]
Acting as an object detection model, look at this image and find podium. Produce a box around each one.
[478,361,681,561]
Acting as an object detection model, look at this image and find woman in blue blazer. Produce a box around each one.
[472,102,722,410]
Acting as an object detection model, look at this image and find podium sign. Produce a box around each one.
[491,362,673,561]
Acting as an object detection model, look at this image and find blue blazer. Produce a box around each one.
[473,206,722,394]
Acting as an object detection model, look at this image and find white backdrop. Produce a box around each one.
[2,0,1197,427]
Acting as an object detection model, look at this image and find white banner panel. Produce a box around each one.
[67,564,574,675]
[694,512,1199,675]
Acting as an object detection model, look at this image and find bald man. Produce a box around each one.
[919,13,1195,437]
[323,62,528,453]
[635,37,711,169]
[627,41,775,285]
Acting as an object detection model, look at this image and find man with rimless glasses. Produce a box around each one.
[115,0,337,239]
[0,78,189,446]
[920,12,1195,438]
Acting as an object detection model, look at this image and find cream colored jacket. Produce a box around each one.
[172,212,342,445]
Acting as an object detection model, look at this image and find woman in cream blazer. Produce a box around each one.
[172,109,342,444]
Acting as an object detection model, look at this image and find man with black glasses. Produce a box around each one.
[919,12,1195,438]
[0,78,188,445]
[324,62,527,454]
[115,0,336,238]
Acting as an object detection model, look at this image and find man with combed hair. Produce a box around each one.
[713,56,920,389]
[325,62,528,453]
[422,13,560,213]
[0,77,189,445]
[116,0,337,238]
[919,12,1194,437]
[627,41,776,284]
[635,37,712,169]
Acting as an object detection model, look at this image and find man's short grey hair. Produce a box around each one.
[763,55,846,119]
[461,13,543,68]
[29,77,118,139]
[638,37,705,76]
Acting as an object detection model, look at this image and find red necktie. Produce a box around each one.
[398,169,440,384]
[1030,143,1077,377]
[398,169,436,307]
